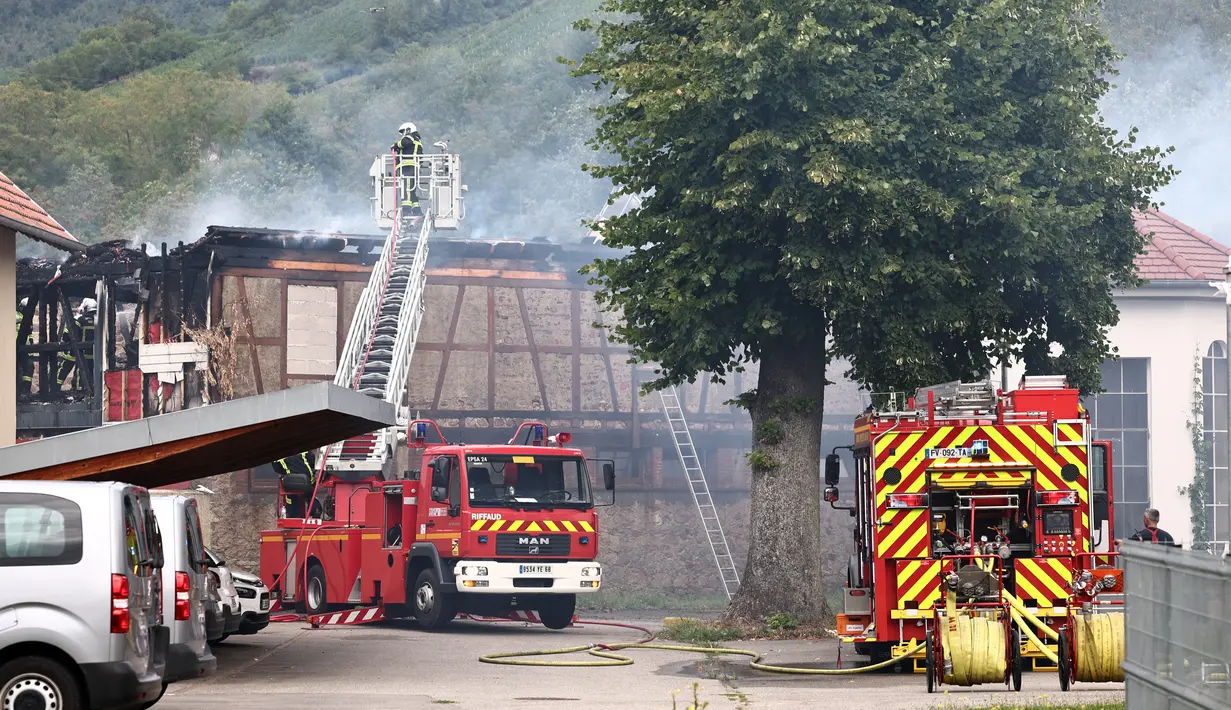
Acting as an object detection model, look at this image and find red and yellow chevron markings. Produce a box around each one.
[1014,557,1074,615]
[930,470,1032,488]
[893,559,944,618]
[875,427,972,559]
[873,422,1092,557]
[469,519,594,532]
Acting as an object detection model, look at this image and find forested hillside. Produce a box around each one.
[1,0,607,246]
[0,0,1228,245]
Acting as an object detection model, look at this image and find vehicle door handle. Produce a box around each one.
[425,521,435,527]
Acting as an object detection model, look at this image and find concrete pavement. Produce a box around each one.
[159,616,1126,709]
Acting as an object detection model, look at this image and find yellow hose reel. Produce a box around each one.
[1059,611,1126,689]
[926,587,1022,693]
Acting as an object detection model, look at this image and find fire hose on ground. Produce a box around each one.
[479,619,926,675]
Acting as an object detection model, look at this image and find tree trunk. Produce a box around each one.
[724,331,829,623]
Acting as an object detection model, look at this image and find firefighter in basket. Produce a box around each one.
[393,122,424,224]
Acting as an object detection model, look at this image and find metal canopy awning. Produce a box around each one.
[0,383,395,489]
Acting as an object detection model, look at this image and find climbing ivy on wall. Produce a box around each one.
[1183,351,1210,550]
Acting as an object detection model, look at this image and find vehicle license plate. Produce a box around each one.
[519,565,552,575]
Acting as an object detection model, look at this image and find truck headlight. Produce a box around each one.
[581,566,600,577]
[461,566,488,577]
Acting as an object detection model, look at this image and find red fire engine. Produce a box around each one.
[830,376,1116,670]
[260,420,616,630]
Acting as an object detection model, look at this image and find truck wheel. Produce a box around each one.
[538,594,576,630]
[305,564,328,616]
[1011,629,1023,691]
[0,656,83,710]
[413,568,456,630]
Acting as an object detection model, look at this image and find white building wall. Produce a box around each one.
[996,281,1228,547]
[1110,284,1227,546]
[1,228,14,446]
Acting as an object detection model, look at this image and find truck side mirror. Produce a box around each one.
[824,454,841,487]
[603,463,615,491]
[447,460,462,517]
[429,458,449,503]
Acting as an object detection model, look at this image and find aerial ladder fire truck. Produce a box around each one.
[830,376,1124,685]
[259,149,616,629]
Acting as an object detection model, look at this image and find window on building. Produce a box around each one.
[1082,358,1149,541]
[286,284,338,377]
[1204,341,1231,553]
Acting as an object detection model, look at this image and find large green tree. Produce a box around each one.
[571,0,1173,620]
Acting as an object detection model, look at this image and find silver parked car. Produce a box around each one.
[150,496,217,687]
[0,480,168,709]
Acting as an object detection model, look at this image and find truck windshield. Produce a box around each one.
[465,454,592,508]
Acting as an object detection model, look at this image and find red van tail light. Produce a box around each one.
[111,574,130,634]
[175,572,191,621]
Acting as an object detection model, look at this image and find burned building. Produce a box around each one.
[16,226,865,597]
[15,239,214,436]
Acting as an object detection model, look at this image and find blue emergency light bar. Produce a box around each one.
[533,425,545,444]
[415,422,427,439]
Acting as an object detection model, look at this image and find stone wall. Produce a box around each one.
[596,490,854,598]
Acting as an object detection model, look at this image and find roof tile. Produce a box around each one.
[0,170,77,247]
[1133,209,1229,281]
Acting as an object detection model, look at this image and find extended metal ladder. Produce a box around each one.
[323,154,464,475]
[659,386,741,598]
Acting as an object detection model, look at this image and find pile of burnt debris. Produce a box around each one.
[18,239,152,284]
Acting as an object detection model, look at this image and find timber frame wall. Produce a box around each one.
[198,228,768,495]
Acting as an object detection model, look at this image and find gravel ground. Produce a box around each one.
[157,615,1125,709]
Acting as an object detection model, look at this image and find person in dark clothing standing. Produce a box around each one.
[276,450,318,518]
[1116,508,1176,548]
[16,298,34,396]
[392,122,424,219]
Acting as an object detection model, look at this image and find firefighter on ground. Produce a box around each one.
[16,298,34,396]
[1116,507,1175,547]
[392,121,424,218]
[275,450,318,518]
[56,298,96,390]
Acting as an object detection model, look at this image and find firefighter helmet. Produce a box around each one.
[19,297,28,309]
[78,298,98,315]
[399,122,417,134]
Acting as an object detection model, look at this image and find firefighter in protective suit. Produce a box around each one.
[16,298,34,396]
[276,450,318,518]
[392,122,424,220]
[56,298,96,390]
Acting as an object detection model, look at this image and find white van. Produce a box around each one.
[0,480,167,709]
[150,496,216,684]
